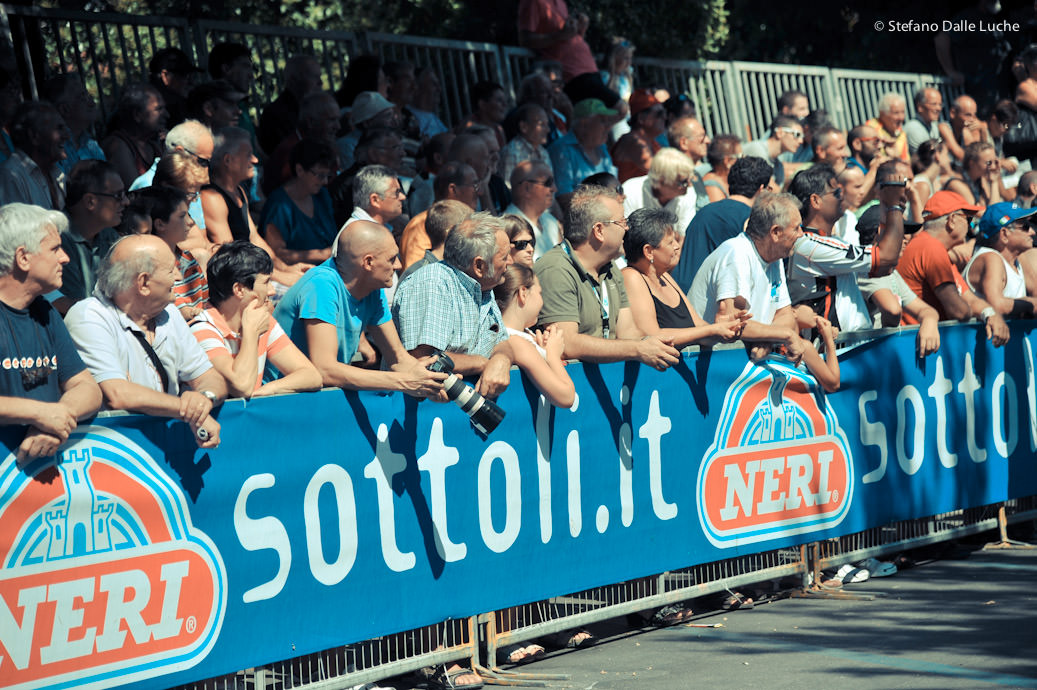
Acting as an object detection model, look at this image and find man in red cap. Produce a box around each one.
[897,190,1010,345]
[610,88,665,182]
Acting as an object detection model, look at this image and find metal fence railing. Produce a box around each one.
[194,20,361,126]
[364,32,504,130]
[5,6,189,124]
[2,5,966,142]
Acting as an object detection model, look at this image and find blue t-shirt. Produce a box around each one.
[0,296,86,403]
[260,186,338,250]
[273,259,391,364]
[672,199,753,294]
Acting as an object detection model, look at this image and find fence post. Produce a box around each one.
[723,61,748,140]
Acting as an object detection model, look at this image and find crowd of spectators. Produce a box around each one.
[3,1,1037,685]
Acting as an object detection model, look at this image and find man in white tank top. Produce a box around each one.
[964,201,1037,317]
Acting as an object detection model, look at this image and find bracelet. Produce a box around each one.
[980,307,996,322]
[886,205,905,214]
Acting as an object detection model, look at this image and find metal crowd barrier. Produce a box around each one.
[2,5,967,142]
[365,32,505,130]
[168,618,478,690]
[194,20,360,126]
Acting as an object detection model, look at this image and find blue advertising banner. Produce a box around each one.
[2,322,1036,689]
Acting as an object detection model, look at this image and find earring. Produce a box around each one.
[649,256,654,265]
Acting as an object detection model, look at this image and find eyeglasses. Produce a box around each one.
[456,180,483,192]
[182,148,210,169]
[511,239,533,250]
[780,127,804,139]
[92,189,128,202]
[524,177,555,189]
[820,186,843,200]
[612,185,625,195]
[307,169,332,181]
[674,178,692,190]
[381,187,406,199]
[603,218,628,229]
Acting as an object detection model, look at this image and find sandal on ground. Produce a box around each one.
[650,603,694,626]
[721,592,754,610]
[503,644,545,665]
[566,630,597,648]
[424,664,484,689]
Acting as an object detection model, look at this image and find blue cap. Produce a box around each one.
[977,202,1037,239]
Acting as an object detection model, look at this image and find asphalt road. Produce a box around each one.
[482,544,1037,689]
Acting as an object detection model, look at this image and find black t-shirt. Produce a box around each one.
[0,296,86,403]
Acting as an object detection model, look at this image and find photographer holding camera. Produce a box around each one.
[392,212,515,399]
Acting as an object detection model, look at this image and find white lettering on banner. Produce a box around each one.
[95,569,151,652]
[638,391,677,521]
[566,430,582,538]
[958,353,987,464]
[858,391,888,484]
[1025,339,1037,451]
[991,372,1018,458]
[619,423,634,528]
[534,394,553,544]
[40,577,94,664]
[234,473,291,603]
[927,357,958,468]
[417,418,467,562]
[0,585,46,670]
[895,386,925,475]
[364,424,416,572]
[618,385,634,528]
[856,342,1037,481]
[304,464,359,585]
[13,561,190,666]
[718,451,835,520]
[478,442,522,553]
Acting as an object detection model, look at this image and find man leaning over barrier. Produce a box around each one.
[392,212,515,397]
[689,192,806,362]
[0,203,101,460]
[534,184,680,369]
[962,202,1037,319]
[64,234,226,448]
[896,191,1010,346]
[274,220,446,396]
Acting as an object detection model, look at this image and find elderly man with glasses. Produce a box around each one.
[129,119,214,231]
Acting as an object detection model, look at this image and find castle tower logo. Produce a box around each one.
[0,425,227,690]
[696,358,854,548]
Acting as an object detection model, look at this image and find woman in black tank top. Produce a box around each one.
[621,208,748,349]
[200,128,258,245]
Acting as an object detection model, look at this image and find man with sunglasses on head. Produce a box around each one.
[52,160,127,316]
[896,190,1010,346]
[787,162,908,334]
[129,119,214,231]
[505,160,562,261]
[741,115,802,190]
[0,203,101,461]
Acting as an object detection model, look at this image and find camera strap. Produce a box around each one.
[128,327,171,394]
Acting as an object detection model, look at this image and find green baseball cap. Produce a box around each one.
[573,98,618,119]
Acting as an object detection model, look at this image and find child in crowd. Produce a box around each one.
[799,315,841,393]
[494,263,575,408]
[601,37,635,142]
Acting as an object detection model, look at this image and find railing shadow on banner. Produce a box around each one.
[4,322,1037,690]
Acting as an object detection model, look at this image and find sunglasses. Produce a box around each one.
[511,239,533,250]
[183,147,211,169]
[92,190,128,202]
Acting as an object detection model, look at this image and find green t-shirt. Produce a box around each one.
[534,241,629,338]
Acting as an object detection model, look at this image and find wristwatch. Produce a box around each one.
[201,390,218,404]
